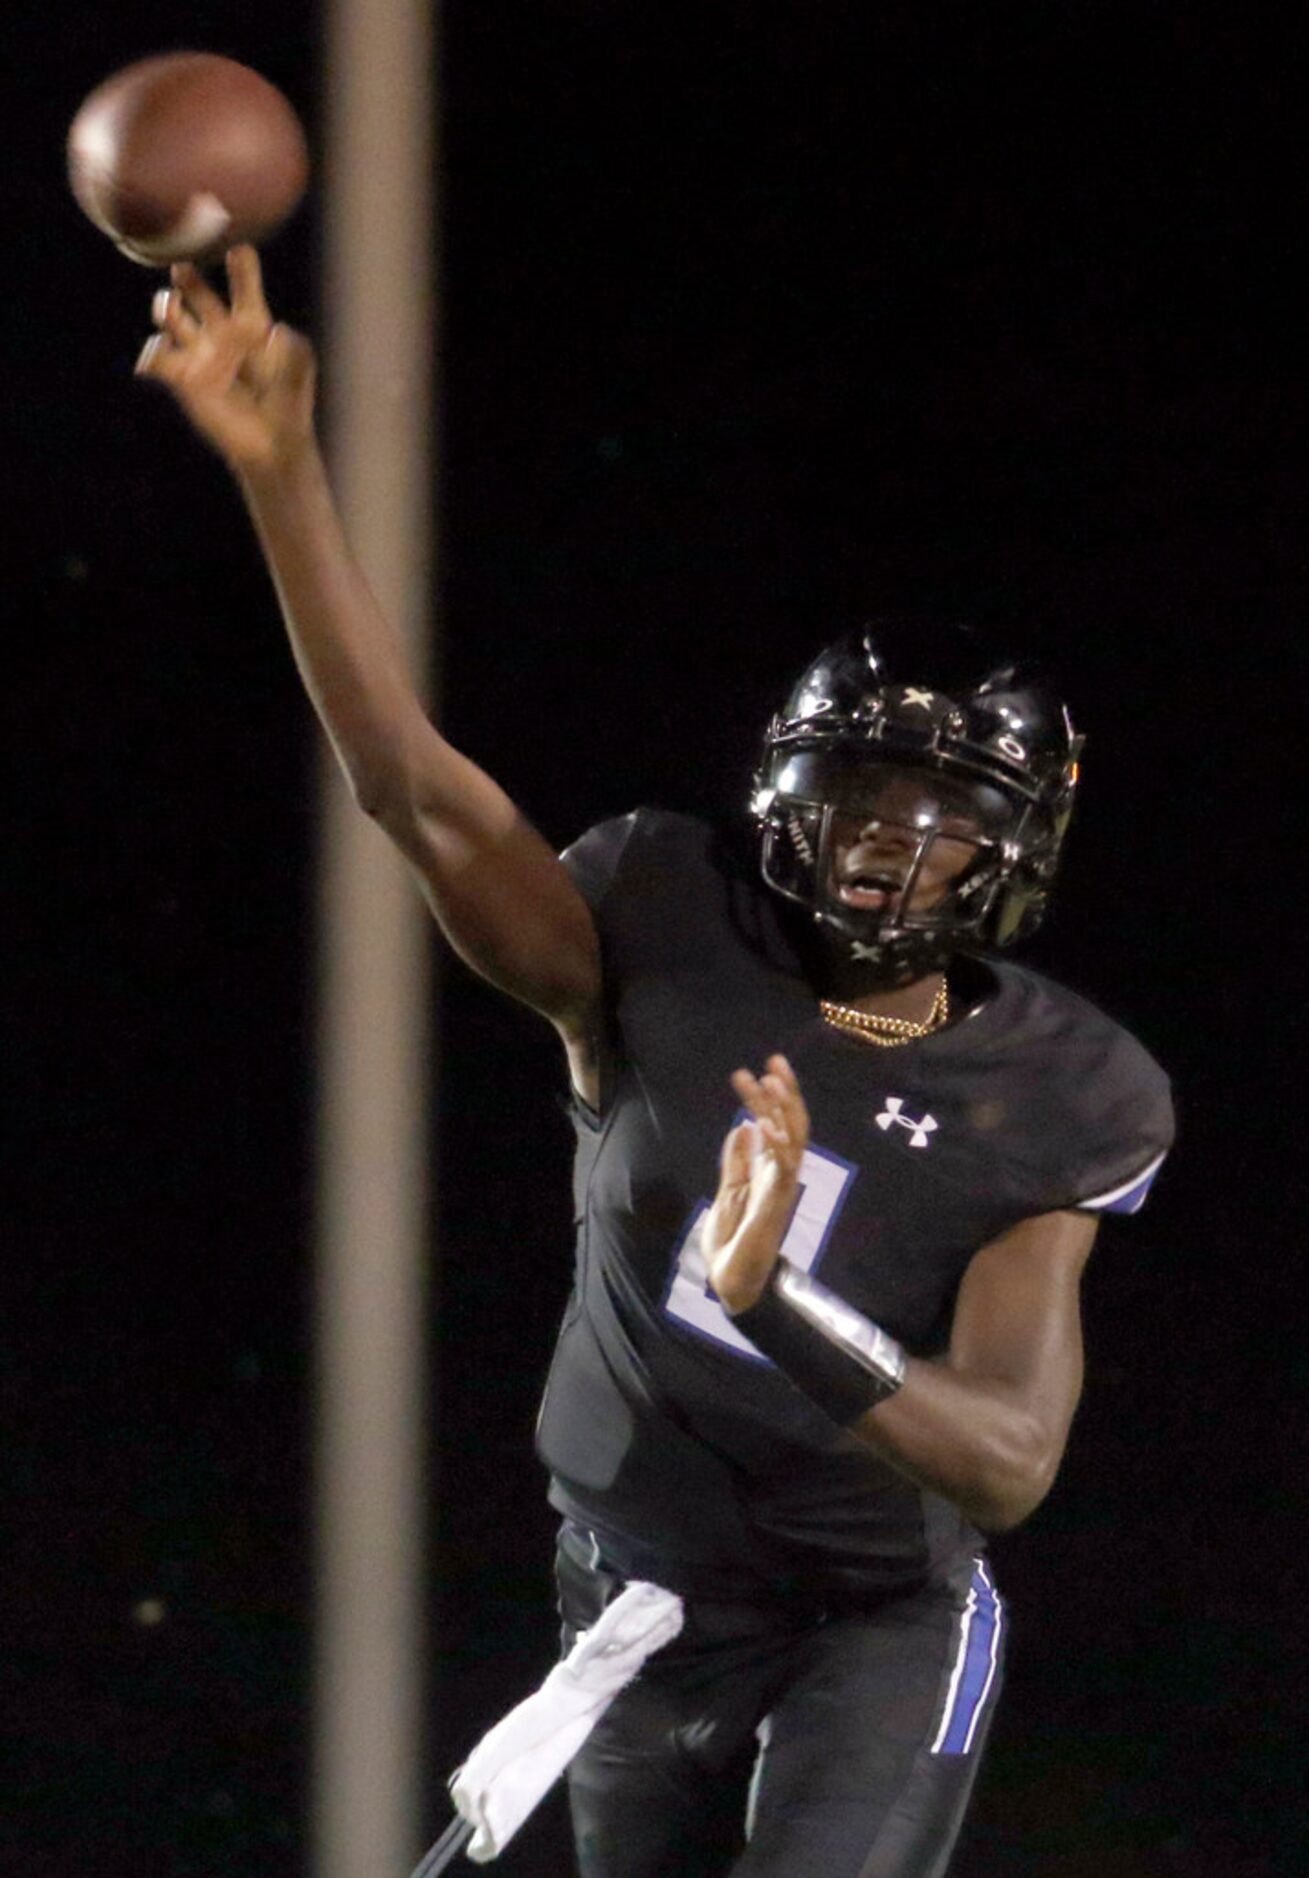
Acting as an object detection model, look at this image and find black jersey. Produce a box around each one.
[536,810,1173,1602]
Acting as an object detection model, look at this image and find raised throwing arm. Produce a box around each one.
[136,247,602,1088]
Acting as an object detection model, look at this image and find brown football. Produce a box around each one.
[68,52,309,266]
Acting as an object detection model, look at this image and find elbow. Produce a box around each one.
[968,1484,1046,1536]
[347,762,415,831]
[330,731,427,828]
[964,1421,1062,1535]
[351,778,387,821]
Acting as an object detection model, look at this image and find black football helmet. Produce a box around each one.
[752,620,1084,981]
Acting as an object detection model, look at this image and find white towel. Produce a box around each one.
[450,1580,684,1862]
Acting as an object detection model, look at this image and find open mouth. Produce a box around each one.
[835,866,906,913]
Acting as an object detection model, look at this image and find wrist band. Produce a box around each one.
[731,1258,907,1426]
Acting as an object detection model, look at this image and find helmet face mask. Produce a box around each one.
[753,624,1082,981]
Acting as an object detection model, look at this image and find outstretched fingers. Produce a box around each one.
[704,1119,755,1255]
[227,244,272,327]
[719,1117,756,1187]
[134,333,164,379]
[137,270,229,386]
[133,246,315,473]
[151,287,201,347]
[706,1066,805,1308]
[247,318,316,398]
[729,1054,808,1165]
[135,329,185,385]
[169,261,229,327]
[136,284,222,391]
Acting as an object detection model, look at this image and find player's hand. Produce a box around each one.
[135,245,317,474]
[703,1055,809,1315]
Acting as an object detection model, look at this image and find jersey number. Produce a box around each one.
[663,1135,857,1359]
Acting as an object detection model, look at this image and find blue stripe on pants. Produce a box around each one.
[930,1557,1003,1756]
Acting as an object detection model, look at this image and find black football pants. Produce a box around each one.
[556,1522,1005,1878]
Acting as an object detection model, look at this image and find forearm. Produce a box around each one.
[848,1357,1062,1533]
[237,443,599,1021]
[239,442,511,840]
[726,1244,1076,1534]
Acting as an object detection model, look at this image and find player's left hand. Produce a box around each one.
[703,1055,809,1315]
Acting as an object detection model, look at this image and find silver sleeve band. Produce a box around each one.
[772,1259,908,1396]
[731,1257,908,1424]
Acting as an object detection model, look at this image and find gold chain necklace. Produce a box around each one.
[819,978,950,1048]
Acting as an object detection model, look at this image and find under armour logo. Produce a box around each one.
[902,688,936,711]
[876,1096,938,1149]
[851,941,884,963]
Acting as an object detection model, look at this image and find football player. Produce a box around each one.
[139,251,1173,1878]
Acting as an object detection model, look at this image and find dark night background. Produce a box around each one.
[6,4,1305,1874]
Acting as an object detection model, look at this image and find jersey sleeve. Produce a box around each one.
[1073,1147,1170,1215]
[558,811,718,1113]
[1065,1039,1174,1217]
[560,812,641,917]
[558,814,646,1117]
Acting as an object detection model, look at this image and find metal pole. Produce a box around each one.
[314,3,437,1874]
